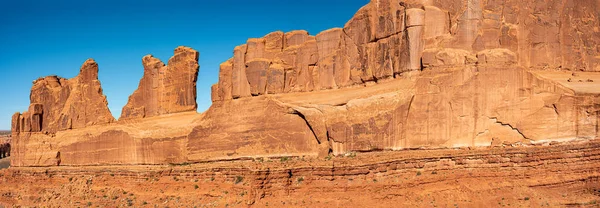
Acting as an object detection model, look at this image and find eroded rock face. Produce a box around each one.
[9,0,600,167]
[11,59,115,135]
[121,46,199,120]
[211,1,418,101]
[212,0,600,102]
[429,0,600,70]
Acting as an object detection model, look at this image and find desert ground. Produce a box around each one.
[1,139,599,207]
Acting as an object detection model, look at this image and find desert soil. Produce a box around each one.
[0,139,599,207]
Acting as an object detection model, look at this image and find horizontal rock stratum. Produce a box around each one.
[10,0,600,167]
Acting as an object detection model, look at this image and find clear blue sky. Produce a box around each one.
[0,0,368,129]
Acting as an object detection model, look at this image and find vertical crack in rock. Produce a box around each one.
[552,104,560,116]
[402,95,416,148]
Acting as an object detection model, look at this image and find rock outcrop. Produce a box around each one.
[9,0,600,167]
[120,46,199,120]
[11,59,114,135]
[3,140,600,207]
[210,1,419,101]
[211,0,600,101]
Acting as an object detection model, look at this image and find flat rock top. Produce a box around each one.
[54,111,202,144]
[272,76,417,106]
[530,70,600,95]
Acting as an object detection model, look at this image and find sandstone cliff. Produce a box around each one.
[9,0,600,167]
[11,59,114,135]
[121,46,199,120]
[212,0,600,102]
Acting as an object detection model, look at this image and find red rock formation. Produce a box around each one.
[120,46,199,119]
[11,59,114,135]
[9,0,600,167]
[2,140,600,207]
[212,0,600,102]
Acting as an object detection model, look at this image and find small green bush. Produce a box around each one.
[234,176,244,184]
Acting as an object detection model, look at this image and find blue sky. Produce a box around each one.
[0,0,368,129]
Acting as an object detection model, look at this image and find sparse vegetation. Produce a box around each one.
[297,177,304,184]
[524,197,530,201]
[169,162,190,166]
[431,171,437,175]
[347,152,356,158]
[417,171,422,176]
[194,184,199,189]
[280,156,290,162]
[325,155,332,160]
[234,176,244,184]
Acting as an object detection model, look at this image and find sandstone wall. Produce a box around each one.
[211,0,600,102]
[428,0,600,71]
[11,59,115,135]
[211,1,415,101]
[121,46,199,120]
